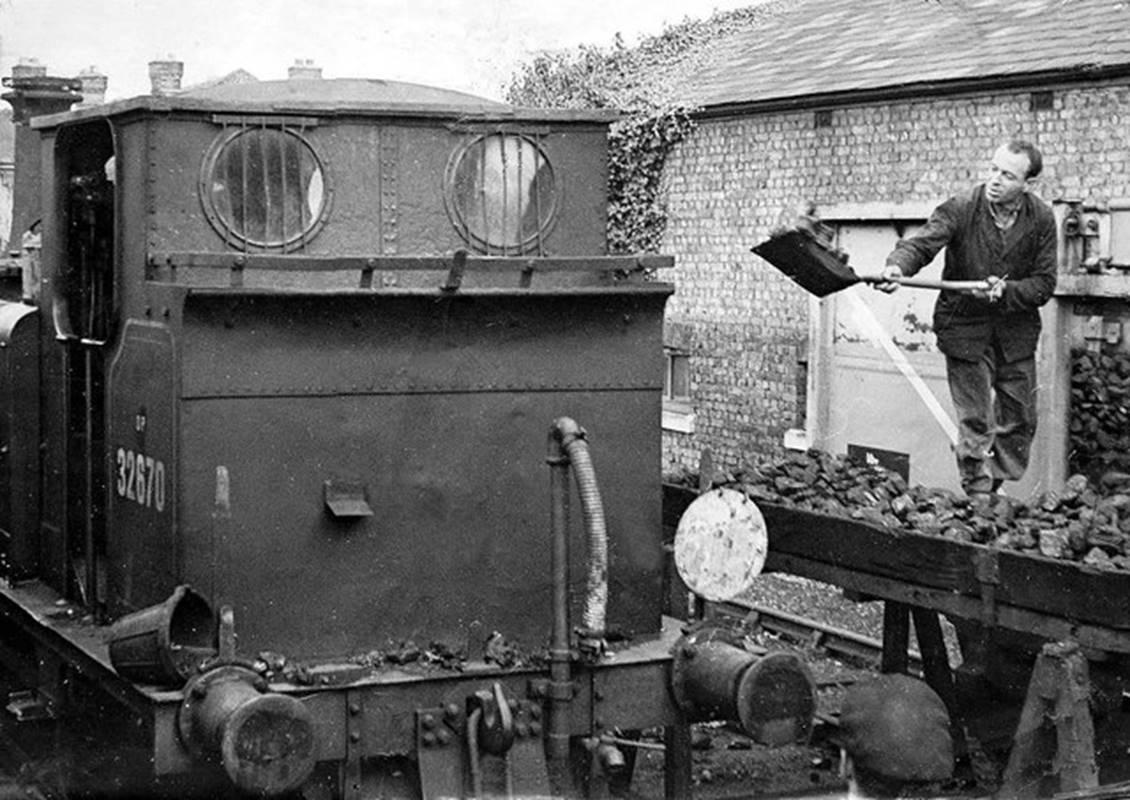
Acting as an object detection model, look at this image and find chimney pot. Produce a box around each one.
[148,56,184,95]
[76,66,108,107]
[288,59,323,80]
[12,58,47,80]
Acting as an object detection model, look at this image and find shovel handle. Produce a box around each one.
[858,274,989,293]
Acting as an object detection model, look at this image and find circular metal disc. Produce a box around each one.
[674,488,768,602]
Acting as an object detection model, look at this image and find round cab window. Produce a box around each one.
[201,127,328,250]
[445,133,558,255]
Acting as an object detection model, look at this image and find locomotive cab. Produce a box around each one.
[32,80,668,650]
[0,79,815,799]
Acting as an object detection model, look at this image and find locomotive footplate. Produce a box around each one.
[0,579,698,796]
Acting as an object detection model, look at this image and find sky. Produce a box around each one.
[0,0,758,102]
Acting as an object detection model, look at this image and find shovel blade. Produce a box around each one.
[751,228,861,297]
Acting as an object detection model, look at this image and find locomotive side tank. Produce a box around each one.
[0,77,814,798]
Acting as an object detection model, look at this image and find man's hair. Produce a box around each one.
[1006,139,1043,179]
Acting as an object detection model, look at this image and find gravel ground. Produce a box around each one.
[742,572,965,666]
[742,573,886,640]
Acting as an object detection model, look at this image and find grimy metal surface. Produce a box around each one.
[140,117,609,261]
[0,303,40,578]
[105,320,178,615]
[175,288,670,659]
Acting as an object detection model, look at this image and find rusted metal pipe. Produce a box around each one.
[546,421,574,781]
[546,417,612,792]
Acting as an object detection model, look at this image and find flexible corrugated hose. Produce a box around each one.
[556,419,608,642]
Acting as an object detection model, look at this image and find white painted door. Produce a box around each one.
[811,222,962,492]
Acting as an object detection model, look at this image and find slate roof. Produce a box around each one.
[680,0,1130,110]
[179,68,260,94]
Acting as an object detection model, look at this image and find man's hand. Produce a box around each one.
[873,265,903,293]
[972,275,1007,303]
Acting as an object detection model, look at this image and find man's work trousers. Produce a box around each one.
[945,346,1037,495]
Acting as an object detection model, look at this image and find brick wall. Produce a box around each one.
[659,82,1130,476]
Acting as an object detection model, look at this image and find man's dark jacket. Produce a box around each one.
[886,185,1057,363]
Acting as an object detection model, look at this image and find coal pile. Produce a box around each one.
[1070,348,1130,483]
[672,448,1130,572]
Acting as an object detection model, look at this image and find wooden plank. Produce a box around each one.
[882,602,910,674]
[765,553,1130,655]
[758,503,981,596]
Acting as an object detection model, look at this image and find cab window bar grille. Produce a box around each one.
[446,132,557,257]
[202,118,328,253]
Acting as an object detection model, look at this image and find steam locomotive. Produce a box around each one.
[0,76,814,798]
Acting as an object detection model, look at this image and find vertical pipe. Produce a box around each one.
[546,423,573,785]
[84,348,97,615]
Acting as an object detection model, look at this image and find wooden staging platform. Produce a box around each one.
[663,484,1130,654]
[665,483,1130,797]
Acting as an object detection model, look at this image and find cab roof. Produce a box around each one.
[32,77,621,128]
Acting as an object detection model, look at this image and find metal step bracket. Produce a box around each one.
[6,689,55,722]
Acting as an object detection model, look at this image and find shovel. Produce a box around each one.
[751,226,988,298]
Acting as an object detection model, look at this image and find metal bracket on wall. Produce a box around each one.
[415,697,551,800]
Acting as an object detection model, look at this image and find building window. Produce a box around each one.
[662,348,695,433]
[201,125,328,251]
[444,133,558,255]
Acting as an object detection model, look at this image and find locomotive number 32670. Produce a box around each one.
[115,448,167,512]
